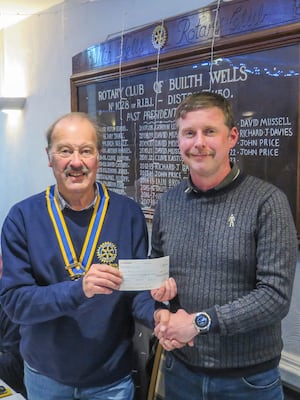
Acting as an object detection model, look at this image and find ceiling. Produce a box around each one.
[0,0,64,30]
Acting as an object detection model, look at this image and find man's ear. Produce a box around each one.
[229,127,239,148]
[46,147,52,167]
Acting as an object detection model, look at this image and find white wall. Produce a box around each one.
[0,0,215,231]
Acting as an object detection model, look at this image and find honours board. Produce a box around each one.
[76,44,299,221]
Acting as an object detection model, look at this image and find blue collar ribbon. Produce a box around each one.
[46,182,110,280]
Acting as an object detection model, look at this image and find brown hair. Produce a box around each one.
[175,92,235,129]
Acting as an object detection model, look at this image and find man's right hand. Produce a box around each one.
[154,309,195,350]
[82,264,123,298]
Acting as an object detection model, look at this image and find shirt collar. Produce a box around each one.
[55,184,99,211]
[185,163,240,194]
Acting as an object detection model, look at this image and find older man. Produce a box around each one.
[1,112,175,400]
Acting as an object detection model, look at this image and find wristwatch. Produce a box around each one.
[193,312,211,334]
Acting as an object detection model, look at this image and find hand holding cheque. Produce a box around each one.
[119,256,185,348]
[119,256,177,302]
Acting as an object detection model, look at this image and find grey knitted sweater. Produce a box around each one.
[151,171,298,374]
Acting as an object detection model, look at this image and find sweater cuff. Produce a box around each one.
[205,307,220,333]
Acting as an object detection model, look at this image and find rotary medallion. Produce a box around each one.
[152,24,168,49]
[96,241,118,267]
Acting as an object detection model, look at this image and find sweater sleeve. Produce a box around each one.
[1,210,87,325]
[215,187,298,336]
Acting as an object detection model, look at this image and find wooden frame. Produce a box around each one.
[71,15,300,229]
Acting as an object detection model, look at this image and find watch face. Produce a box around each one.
[196,313,209,328]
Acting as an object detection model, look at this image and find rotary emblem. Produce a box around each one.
[152,24,168,50]
[96,242,118,267]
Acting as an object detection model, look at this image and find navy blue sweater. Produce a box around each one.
[1,185,154,387]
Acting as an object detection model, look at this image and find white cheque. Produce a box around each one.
[119,256,169,291]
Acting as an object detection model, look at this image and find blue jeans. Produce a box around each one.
[164,353,284,400]
[24,363,134,400]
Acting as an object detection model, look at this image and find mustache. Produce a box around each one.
[64,165,90,175]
